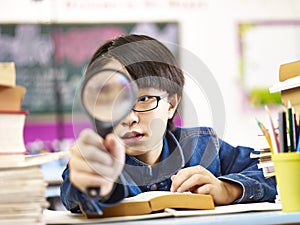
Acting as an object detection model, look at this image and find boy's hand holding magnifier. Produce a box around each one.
[69,66,137,199]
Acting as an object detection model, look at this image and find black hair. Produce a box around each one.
[87,34,185,130]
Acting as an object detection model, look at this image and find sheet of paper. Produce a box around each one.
[166,202,282,217]
[44,202,282,224]
[43,210,172,224]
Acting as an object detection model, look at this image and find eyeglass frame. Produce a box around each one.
[132,93,169,112]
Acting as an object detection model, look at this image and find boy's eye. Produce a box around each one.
[138,96,151,102]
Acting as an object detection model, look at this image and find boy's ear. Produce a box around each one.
[168,94,181,119]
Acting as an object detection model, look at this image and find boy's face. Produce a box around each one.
[97,58,179,156]
[114,87,178,156]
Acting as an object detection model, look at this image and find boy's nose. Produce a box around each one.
[120,110,139,127]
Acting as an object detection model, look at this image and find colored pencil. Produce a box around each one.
[256,118,273,154]
[265,106,279,154]
[278,109,288,153]
[287,101,295,151]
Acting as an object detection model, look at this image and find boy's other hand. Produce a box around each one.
[170,165,242,205]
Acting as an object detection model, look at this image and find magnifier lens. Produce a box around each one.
[81,69,137,133]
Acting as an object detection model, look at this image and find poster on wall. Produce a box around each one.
[0,22,179,152]
[238,21,300,109]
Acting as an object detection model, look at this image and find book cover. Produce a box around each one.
[0,86,26,111]
[84,191,215,218]
[279,60,300,82]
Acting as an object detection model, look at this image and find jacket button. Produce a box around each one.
[159,182,165,187]
[150,184,158,191]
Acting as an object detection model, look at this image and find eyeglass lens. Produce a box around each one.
[134,96,159,112]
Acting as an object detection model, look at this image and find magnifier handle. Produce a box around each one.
[85,122,114,198]
[94,120,114,138]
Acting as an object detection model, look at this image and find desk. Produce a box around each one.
[45,210,300,225]
[117,211,300,225]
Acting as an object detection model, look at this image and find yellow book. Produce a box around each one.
[279,60,300,82]
[0,86,26,111]
[84,191,214,218]
[0,62,16,87]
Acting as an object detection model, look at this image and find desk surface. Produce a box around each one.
[102,211,300,225]
[45,210,300,225]
[139,211,300,225]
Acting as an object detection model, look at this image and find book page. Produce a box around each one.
[166,202,282,217]
[122,191,193,202]
[0,151,69,169]
[270,76,300,93]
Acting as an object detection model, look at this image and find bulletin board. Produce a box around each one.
[0,23,179,113]
[238,21,300,106]
[0,22,179,150]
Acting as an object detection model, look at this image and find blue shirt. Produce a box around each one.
[60,127,277,214]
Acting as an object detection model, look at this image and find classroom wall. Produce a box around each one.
[1,0,300,148]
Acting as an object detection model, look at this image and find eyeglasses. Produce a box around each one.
[132,93,169,112]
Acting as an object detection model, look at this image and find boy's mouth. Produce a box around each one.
[122,132,144,142]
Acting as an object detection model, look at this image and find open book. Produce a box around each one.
[84,191,215,218]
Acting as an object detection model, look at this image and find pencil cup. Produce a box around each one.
[272,152,300,212]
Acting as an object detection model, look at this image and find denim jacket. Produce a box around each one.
[60,127,277,214]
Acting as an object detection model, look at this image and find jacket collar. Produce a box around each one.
[123,130,185,186]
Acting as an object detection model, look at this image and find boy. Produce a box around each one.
[60,34,276,214]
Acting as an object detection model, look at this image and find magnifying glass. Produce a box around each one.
[81,68,138,198]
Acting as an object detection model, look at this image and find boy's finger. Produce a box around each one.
[177,174,210,193]
[104,133,125,163]
[170,171,191,192]
[79,128,104,148]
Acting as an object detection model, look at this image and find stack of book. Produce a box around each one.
[251,132,275,178]
[0,62,27,163]
[269,60,300,153]
[0,152,69,225]
[270,60,300,114]
[0,163,48,224]
[0,62,55,224]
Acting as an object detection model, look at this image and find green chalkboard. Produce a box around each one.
[0,23,179,114]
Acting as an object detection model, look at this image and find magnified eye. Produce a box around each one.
[82,69,138,123]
